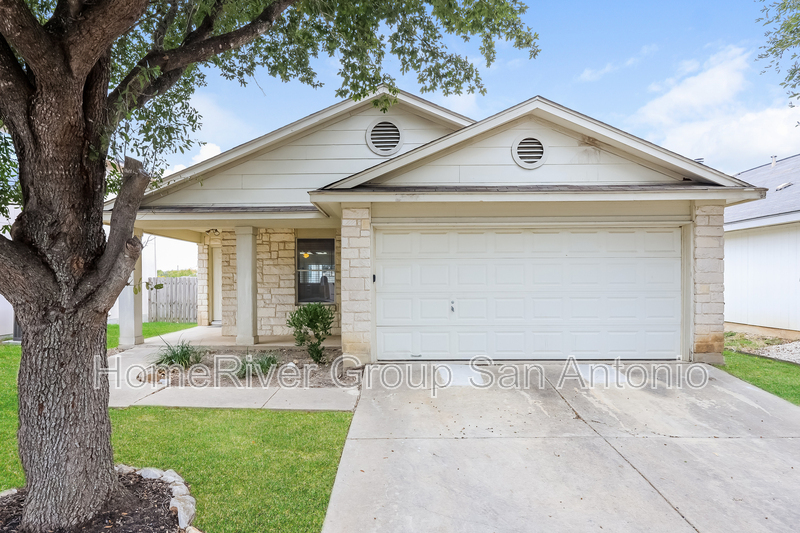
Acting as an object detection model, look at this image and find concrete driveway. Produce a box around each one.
[322,362,800,532]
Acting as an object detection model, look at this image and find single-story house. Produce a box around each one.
[105,88,765,363]
[724,154,800,339]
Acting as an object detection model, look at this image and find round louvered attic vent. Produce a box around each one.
[512,135,547,169]
[367,119,403,156]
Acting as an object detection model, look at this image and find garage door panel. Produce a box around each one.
[376,228,683,360]
[418,264,450,287]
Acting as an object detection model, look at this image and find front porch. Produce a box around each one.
[141,325,342,349]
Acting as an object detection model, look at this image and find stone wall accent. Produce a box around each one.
[340,206,372,364]
[257,228,296,337]
[220,228,341,338]
[221,231,237,336]
[197,242,210,326]
[693,203,725,363]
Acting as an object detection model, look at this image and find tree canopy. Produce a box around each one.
[759,0,800,105]
[0,0,539,221]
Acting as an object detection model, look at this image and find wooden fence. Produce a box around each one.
[147,277,197,323]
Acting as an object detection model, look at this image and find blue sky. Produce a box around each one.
[152,0,800,270]
[167,0,800,177]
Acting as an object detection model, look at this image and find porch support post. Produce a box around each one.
[691,202,725,364]
[119,229,144,347]
[340,204,372,366]
[235,226,259,345]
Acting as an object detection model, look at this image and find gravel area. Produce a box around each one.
[755,340,800,365]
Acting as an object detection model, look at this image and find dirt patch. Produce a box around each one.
[143,347,360,388]
[0,473,179,533]
[724,331,792,354]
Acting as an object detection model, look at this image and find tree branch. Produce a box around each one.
[72,157,149,311]
[63,0,150,79]
[0,0,62,77]
[107,0,226,127]
[0,33,33,139]
[107,0,298,126]
[0,233,57,306]
[152,0,180,51]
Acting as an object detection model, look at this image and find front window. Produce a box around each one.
[296,239,335,303]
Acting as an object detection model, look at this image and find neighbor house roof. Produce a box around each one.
[725,154,800,230]
[319,96,757,191]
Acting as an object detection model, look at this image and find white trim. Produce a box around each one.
[310,188,765,205]
[681,223,694,362]
[371,217,691,227]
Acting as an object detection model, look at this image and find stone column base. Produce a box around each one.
[694,352,724,364]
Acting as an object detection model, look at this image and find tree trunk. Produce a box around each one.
[16,308,117,531]
[6,74,133,530]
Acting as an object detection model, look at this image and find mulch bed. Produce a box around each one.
[0,473,179,533]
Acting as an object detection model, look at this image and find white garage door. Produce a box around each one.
[375,228,683,360]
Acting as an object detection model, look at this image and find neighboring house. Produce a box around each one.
[724,155,800,338]
[0,207,20,337]
[105,88,764,362]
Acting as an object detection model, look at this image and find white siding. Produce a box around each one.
[725,222,800,331]
[377,118,679,186]
[146,105,455,207]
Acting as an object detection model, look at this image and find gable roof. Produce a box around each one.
[725,153,800,228]
[320,96,754,190]
[105,87,474,210]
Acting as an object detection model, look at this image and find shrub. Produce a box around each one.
[237,351,279,379]
[287,303,335,363]
[153,340,202,368]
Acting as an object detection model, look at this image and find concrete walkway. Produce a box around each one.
[142,325,341,349]
[322,362,800,533]
[107,344,358,411]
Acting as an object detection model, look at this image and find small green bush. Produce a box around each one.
[237,351,279,379]
[153,340,202,368]
[287,303,335,363]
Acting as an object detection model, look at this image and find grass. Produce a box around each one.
[0,326,353,532]
[0,345,22,490]
[111,408,350,532]
[106,321,197,349]
[717,350,800,406]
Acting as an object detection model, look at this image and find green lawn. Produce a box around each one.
[106,321,198,349]
[717,350,800,406]
[0,333,352,532]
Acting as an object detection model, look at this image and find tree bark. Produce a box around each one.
[16,308,117,531]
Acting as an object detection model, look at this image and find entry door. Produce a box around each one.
[375,228,682,360]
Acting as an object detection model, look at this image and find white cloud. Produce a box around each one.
[629,45,800,174]
[163,143,220,176]
[579,45,659,82]
[192,143,221,164]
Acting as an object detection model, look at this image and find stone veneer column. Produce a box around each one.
[197,241,210,326]
[340,205,372,365]
[235,227,259,345]
[693,203,725,363]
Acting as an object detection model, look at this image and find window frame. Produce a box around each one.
[295,238,337,306]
